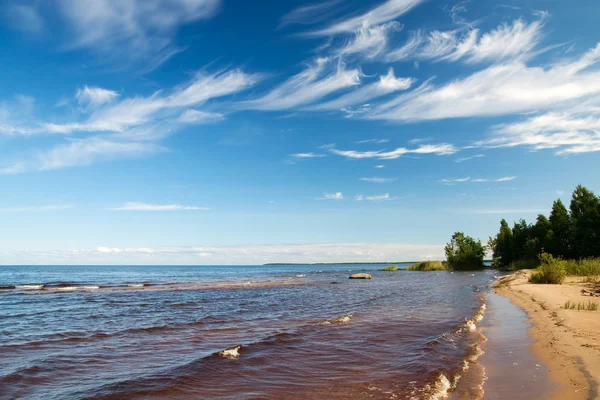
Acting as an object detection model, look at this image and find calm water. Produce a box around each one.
[0,265,496,399]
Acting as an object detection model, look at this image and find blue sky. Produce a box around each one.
[1,0,599,264]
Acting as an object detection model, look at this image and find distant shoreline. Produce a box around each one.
[262,262,414,266]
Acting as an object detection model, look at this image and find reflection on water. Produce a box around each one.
[1,265,496,399]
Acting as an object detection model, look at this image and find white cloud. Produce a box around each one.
[375,164,385,168]
[556,190,565,197]
[331,143,457,159]
[0,204,74,212]
[110,202,209,211]
[306,68,414,112]
[177,109,224,124]
[355,193,395,201]
[291,152,326,158]
[495,176,517,182]
[37,137,164,171]
[317,192,344,200]
[56,0,221,70]
[45,69,256,134]
[3,4,44,34]
[471,178,489,183]
[76,86,119,110]
[386,15,545,63]
[334,21,402,59]
[356,138,389,144]
[279,0,342,28]
[372,42,600,122]
[479,111,600,155]
[455,154,484,163]
[0,163,26,175]
[440,177,471,183]
[359,177,397,183]
[243,58,360,111]
[3,242,446,265]
[311,0,423,36]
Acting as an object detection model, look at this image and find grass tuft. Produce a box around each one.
[380,265,399,271]
[563,300,598,311]
[407,261,448,271]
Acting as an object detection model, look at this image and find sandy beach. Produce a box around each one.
[495,271,600,399]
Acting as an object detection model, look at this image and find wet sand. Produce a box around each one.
[494,271,600,399]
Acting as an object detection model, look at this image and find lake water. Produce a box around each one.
[0,265,496,399]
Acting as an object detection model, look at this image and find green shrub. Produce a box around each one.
[508,259,540,271]
[529,252,567,284]
[565,258,600,279]
[381,265,399,271]
[407,261,448,271]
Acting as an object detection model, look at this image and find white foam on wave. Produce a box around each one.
[219,345,241,359]
[316,314,353,326]
[127,284,145,288]
[295,274,306,278]
[430,374,452,400]
[54,286,100,291]
[15,285,44,290]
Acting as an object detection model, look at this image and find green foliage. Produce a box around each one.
[407,261,448,271]
[570,185,600,258]
[507,259,540,271]
[490,185,600,270]
[564,258,600,280]
[529,252,567,284]
[563,300,598,311]
[445,232,486,271]
[381,265,399,271]
[547,199,573,258]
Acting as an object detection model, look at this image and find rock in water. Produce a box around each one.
[349,273,372,279]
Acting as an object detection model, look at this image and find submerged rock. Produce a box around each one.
[349,273,372,279]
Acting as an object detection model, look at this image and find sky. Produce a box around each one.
[1,0,599,265]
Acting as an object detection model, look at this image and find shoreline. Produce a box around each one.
[494,271,600,399]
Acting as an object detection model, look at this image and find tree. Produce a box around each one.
[512,219,533,261]
[547,199,573,258]
[490,219,513,268]
[532,214,550,254]
[445,232,486,270]
[569,185,600,258]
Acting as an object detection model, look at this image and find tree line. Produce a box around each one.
[489,185,600,269]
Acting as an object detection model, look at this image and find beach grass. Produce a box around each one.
[563,300,598,311]
[565,258,600,282]
[380,265,399,271]
[407,261,448,271]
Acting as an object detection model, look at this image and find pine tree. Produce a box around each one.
[547,199,572,258]
[569,185,600,258]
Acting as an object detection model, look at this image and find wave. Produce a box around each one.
[315,314,353,326]
[15,285,44,290]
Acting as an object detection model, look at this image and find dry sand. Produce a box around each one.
[495,271,600,399]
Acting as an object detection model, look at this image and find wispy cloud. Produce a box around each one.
[55,0,222,70]
[372,41,600,122]
[177,109,224,124]
[331,143,458,159]
[455,154,484,163]
[291,152,326,158]
[4,243,446,265]
[479,110,600,155]
[76,86,119,110]
[440,177,471,183]
[310,0,423,36]
[110,202,209,211]
[243,58,360,111]
[334,21,402,59]
[306,68,413,112]
[355,193,396,201]
[375,164,385,168]
[495,176,517,182]
[359,177,397,183]
[0,204,74,212]
[317,192,344,200]
[3,4,44,34]
[387,15,546,63]
[279,0,342,28]
[0,163,26,175]
[37,137,165,171]
[356,138,390,144]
